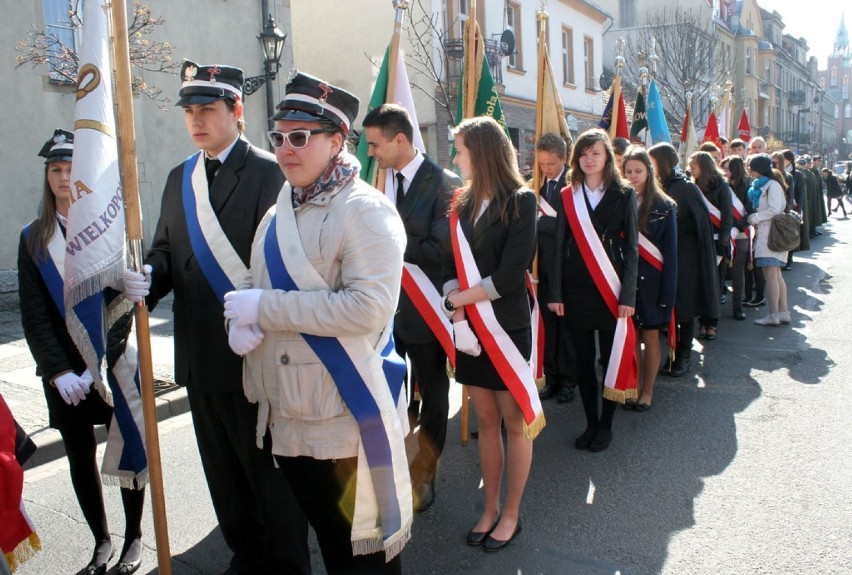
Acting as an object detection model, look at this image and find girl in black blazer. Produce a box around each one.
[548,129,639,452]
[622,146,677,410]
[18,131,144,575]
[443,116,537,551]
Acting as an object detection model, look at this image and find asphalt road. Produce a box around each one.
[14,218,852,575]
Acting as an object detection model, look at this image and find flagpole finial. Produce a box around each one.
[392,0,409,10]
[536,0,549,21]
[649,38,659,79]
[615,37,626,76]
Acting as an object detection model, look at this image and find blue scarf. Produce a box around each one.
[748,175,769,208]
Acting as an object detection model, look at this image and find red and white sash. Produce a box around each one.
[526,274,545,381]
[449,200,545,439]
[538,196,557,218]
[701,194,722,229]
[731,191,745,221]
[563,186,638,402]
[401,264,455,367]
[638,231,676,359]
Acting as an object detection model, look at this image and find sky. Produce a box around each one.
[759,1,846,68]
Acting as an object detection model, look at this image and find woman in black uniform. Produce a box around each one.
[443,116,537,552]
[18,130,144,575]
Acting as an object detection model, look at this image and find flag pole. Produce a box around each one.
[109,2,172,573]
[531,4,548,284]
[373,0,408,193]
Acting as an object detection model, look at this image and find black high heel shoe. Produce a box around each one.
[116,537,143,574]
[466,516,500,546]
[84,538,114,575]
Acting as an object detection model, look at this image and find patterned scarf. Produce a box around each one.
[293,151,360,206]
[748,175,769,209]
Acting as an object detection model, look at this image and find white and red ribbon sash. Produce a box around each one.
[401,264,455,367]
[449,198,545,439]
[701,194,722,228]
[538,196,557,218]
[525,273,545,380]
[562,186,638,401]
[731,191,745,221]
[638,232,663,272]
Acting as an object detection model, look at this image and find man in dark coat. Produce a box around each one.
[535,134,577,403]
[124,61,309,575]
[362,103,461,513]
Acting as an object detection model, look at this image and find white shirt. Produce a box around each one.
[205,136,240,176]
[392,149,424,204]
[584,182,606,210]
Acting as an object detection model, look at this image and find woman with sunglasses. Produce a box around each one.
[222,72,411,573]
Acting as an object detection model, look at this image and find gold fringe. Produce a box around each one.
[667,346,676,362]
[534,376,546,391]
[523,411,546,440]
[445,359,455,380]
[5,532,41,572]
[603,386,639,404]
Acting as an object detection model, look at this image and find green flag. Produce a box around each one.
[630,90,649,146]
[356,47,390,184]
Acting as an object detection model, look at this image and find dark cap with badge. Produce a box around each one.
[38,129,74,163]
[176,60,244,106]
[271,71,359,135]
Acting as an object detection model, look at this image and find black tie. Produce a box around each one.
[396,172,405,209]
[205,158,221,190]
[547,180,558,204]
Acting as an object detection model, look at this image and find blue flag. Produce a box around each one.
[647,80,671,144]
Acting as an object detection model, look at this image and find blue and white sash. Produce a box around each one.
[22,223,147,487]
[181,152,248,303]
[260,189,412,560]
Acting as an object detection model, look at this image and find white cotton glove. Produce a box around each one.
[453,320,482,357]
[223,289,263,326]
[228,323,265,356]
[53,372,90,406]
[124,264,152,302]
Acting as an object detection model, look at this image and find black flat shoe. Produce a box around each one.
[589,429,612,452]
[556,386,575,403]
[538,384,557,400]
[733,309,746,321]
[574,426,597,450]
[704,327,717,340]
[84,539,114,575]
[466,517,499,546]
[483,521,522,552]
[634,403,652,412]
[622,399,637,411]
[116,537,143,575]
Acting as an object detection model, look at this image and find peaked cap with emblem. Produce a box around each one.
[176,60,244,106]
[271,71,359,135]
[38,129,74,163]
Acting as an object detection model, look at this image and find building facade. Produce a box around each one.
[819,16,852,162]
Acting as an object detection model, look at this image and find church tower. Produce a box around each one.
[835,13,849,56]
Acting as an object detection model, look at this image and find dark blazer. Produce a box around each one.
[442,188,537,333]
[549,181,639,331]
[699,177,733,258]
[145,137,282,393]
[395,155,461,344]
[635,197,678,328]
[536,168,568,283]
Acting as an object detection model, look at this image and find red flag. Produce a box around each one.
[737,109,752,142]
[615,91,629,139]
[702,111,722,148]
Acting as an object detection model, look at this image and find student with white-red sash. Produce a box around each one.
[621,146,677,412]
[721,156,754,321]
[650,144,720,377]
[547,129,639,453]
[443,117,539,552]
[688,150,731,341]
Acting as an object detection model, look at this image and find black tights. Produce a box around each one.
[571,329,617,432]
[59,425,145,554]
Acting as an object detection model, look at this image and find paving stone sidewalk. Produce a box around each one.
[0,285,188,467]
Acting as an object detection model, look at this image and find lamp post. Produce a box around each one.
[796,107,811,154]
[244,12,287,136]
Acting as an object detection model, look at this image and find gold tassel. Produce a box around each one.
[534,376,546,391]
[5,532,41,572]
[603,386,639,404]
[523,411,546,440]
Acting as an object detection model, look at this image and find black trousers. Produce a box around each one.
[394,336,449,483]
[187,388,310,575]
[571,328,617,431]
[540,275,577,389]
[276,456,403,575]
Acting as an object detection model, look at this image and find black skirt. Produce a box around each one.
[43,378,113,431]
[455,325,532,391]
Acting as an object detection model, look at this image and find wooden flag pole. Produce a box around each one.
[531,5,548,283]
[110,2,172,573]
[374,0,408,194]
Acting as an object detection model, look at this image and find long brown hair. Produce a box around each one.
[26,166,60,262]
[623,145,673,233]
[689,150,724,193]
[647,142,679,185]
[569,128,622,190]
[451,116,526,223]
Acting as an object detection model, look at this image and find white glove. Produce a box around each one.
[453,320,482,357]
[223,289,263,326]
[124,264,152,302]
[228,323,265,356]
[54,372,90,406]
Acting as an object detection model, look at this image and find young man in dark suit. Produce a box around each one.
[535,134,577,404]
[123,61,309,575]
[362,103,461,513]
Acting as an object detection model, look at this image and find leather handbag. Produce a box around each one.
[767,210,801,252]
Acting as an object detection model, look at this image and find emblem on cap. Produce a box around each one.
[318,82,333,105]
[184,64,197,82]
[208,65,222,83]
[54,133,67,144]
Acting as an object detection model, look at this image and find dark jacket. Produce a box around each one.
[663,172,719,322]
[635,197,677,328]
[548,181,639,331]
[730,177,752,233]
[536,168,568,284]
[145,137,282,393]
[825,173,844,198]
[442,188,537,334]
[789,169,810,251]
[395,155,461,344]
[699,177,733,258]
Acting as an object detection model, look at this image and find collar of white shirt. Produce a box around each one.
[394,149,424,198]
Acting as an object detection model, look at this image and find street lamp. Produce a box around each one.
[244,13,287,135]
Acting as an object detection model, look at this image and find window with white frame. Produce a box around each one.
[562,26,574,85]
[584,36,595,90]
[43,0,81,83]
[507,2,522,70]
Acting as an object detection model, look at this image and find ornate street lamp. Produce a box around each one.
[244,14,287,96]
